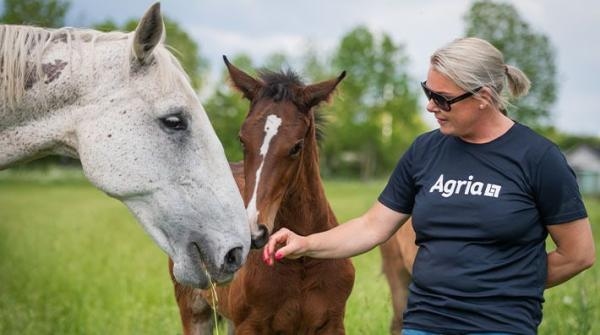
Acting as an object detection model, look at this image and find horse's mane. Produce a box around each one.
[0,24,190,112]
[257,69,327,142]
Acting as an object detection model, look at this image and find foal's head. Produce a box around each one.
[224,57,345,247]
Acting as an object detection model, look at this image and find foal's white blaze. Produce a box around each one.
[247,114,282,236]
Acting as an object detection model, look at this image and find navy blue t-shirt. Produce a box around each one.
[378,123,587,335]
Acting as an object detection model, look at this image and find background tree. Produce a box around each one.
[262,52,290,71]
[464,0,557,127]
[1,0,69,27]
[322,26,425,179]
[94,17,209,91]
[300,43,328,82]
[204,54,256,162]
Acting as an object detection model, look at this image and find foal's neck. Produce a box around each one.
[276,137,337,235]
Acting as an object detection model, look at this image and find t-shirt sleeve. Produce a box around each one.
[378,141,417,214]
[533,145,588,225]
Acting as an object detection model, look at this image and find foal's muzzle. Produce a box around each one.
[250,224,269,249]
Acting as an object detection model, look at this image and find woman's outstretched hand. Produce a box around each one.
[262,228,308,266]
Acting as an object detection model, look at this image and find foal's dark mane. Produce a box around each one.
[257,69,328,143]
[257,69,303,102]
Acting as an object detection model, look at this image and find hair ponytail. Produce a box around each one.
[504,64,530,98]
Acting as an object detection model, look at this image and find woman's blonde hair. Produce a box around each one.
[430,37,530,112]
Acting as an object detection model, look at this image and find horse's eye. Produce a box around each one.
[289,140,304,157]
[160,114,187,131]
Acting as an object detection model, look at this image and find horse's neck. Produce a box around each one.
[276,141,337,235]
[0,39,84,169]
[0,106,79,168]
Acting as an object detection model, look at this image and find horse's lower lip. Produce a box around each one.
[190,243,235,286]
[192,242,210,280]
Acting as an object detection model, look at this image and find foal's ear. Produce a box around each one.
[132,2,164,64]
[223,55,262,100]
[303,71,346,108]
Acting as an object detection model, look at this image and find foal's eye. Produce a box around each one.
[289,140,304,157]
[160,114,188,132]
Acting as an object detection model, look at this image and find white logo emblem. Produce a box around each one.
[429,174,502,198]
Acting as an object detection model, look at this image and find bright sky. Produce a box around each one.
[5,0,600,136]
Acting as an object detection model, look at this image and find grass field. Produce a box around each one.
[0,171,598,334]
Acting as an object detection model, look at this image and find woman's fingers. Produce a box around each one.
[262,228,307,265]
[262,228,291,266]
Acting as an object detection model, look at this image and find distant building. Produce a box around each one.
[564,144,600,196]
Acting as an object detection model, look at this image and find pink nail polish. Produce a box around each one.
[275,252,283,260]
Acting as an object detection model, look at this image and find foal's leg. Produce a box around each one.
[379,219,417,335]
[380,238,406,335]
[387,264,411,335]
[169,259,216,335]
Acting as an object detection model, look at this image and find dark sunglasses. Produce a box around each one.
[421,81,482,112]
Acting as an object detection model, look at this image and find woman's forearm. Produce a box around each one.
[263,202,410,264]
[304,216,387,259]
[545,218,595,288]
[546,249,595,288]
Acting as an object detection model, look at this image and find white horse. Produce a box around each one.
[0,3,253,289]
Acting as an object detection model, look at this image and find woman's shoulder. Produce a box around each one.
[511,123,559,151]
[413,128,447,147]
[507,123,567,171]
[404,129,453,163]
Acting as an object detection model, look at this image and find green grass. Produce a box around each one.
[0,175,598,334]
[0,179,179,334]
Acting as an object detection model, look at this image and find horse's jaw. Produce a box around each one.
[120,186,250,289]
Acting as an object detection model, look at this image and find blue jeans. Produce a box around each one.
[403,329,515,335]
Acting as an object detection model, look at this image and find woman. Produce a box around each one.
[262,37,595,335]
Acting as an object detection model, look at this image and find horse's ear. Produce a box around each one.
[223,55,262,100]
[303,71,346,108]
[132,2,164,64]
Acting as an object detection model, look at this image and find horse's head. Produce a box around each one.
[224,57,345,247]
[68,4,250,288]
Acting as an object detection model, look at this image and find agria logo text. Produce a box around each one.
[429,174,502,198]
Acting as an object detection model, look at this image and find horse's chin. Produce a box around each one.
[172,245,236,288]
[171,259,210,289]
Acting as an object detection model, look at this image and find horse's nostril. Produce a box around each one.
[224,246,244,272]
[250,224,269,249]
